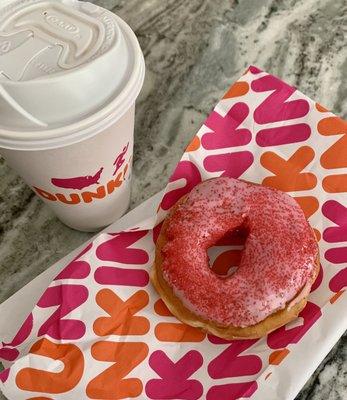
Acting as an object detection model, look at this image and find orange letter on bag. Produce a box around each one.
[94,289,150,336]
[319,116,347,169]
[154,299,205,342]
[261,146,317,191]
[87,341,148,399]
[318,116,347,192]
[16,338,84,394]
[27,398,53,400]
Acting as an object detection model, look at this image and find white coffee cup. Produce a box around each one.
[0,0,145,231]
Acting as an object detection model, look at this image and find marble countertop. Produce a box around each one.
[0,0,346,399]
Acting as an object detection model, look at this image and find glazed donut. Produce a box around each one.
[152,177,319,339]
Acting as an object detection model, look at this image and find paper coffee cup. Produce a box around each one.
[0,0,145,231]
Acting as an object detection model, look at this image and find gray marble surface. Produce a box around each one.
[0,0,346,399]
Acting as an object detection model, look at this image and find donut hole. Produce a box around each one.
[208,225,249,277]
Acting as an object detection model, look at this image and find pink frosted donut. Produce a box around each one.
[152,177,319,338]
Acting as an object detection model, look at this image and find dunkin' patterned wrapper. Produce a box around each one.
[0,66,346,400]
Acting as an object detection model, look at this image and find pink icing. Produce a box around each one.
[161,178,318,327]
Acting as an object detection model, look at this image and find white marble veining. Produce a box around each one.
[0,0,346,399]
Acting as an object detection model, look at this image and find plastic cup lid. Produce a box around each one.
[0,0,145,150]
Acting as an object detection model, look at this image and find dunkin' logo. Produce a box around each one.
[33,144,130,205]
